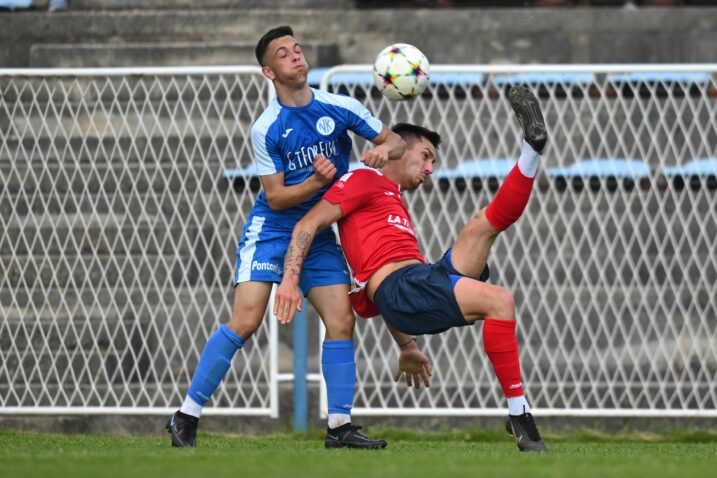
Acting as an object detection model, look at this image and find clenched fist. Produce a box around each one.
[312,155,337,186]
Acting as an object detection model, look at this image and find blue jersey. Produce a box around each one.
[249,88,383,227]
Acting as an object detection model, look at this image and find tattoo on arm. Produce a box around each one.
[296,231,311,249]
[285,230,313,281]
[285,245,296,278]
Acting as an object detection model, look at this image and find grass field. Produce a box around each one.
[2,427,717,478]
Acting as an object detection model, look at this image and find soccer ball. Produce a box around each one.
[372,43,430,101]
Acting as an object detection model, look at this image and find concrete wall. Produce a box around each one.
[1,7,717,68]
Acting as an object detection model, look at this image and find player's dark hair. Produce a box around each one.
[255,25,294,66]
[391,123,441,149]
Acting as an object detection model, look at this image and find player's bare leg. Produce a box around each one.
[227,281,274,339]
[167,281,272,448]
[449,208,497,279]
[308,284,387,449]
[308,284,355,341]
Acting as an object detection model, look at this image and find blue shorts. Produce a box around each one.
[234,214,350,296]
[373,249,490,335]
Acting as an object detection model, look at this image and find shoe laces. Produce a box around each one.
[345,425,363,436]
[176,414,198,436]
[517,413,542,441]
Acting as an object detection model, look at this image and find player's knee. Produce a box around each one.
[468,208,500,238]
[461,209,500,242]
[491,287,515,321]
[227,306,265,340]
[323,313,356,341]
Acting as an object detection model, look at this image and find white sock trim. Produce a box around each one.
[328,413,351,429]
[180,396,203,419]
[507,395,531,416]
[517,139,540,178]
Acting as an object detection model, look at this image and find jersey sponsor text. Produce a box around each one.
[252,261,282,275]
[286,140,338,171]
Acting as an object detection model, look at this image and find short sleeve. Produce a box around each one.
[315,90,382,142]
[342,96,383,141]
[322,169,378,215]
[251,124,283,176]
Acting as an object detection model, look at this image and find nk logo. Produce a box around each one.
[316,116,335,136]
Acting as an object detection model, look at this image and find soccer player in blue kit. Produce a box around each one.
[166,26,406,448]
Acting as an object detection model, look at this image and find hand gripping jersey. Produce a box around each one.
[250,88,383,226]
[322,168,425,318]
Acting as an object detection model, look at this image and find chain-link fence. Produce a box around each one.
[1,65,715,417]
[320,65,717,416]
[0,67,279,415]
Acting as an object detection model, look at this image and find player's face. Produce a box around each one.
[262,35,309,86]
[401,137,436,191]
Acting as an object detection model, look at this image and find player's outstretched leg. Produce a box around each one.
[502,85,548,452]
[483,86,547,233]
[508,85,547,154]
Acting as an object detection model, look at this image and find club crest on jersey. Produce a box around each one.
[316,116,335,136]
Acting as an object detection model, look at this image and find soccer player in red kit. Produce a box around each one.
[276,86,549,452]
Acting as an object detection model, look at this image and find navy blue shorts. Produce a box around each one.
[373,249,490,336]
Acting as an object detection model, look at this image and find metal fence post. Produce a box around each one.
[293,299,308,432]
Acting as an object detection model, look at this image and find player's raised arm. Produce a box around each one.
[274,199,344,324]
[361,125,406,169]
[260,155,337,211]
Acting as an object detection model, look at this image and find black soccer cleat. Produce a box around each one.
[325,423,387,449]
[506,412,549,452]
[508,85,548,154]
[166,410,199,448]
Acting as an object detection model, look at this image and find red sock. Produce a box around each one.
[484,163,535,232]
[482,318,524,398]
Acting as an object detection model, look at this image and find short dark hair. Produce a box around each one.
[255,25,294,66]
[391,123,441,149]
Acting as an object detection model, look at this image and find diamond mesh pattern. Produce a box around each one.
[0,68,277,413]
[1,66,716,416]
[322,66,717,414]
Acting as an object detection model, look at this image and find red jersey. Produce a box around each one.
[322,168,425,318]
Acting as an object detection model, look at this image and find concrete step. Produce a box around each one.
[0,382,268,404]
[0,219,237,260]
[5,7,717,68]
[0,217,215,253]
[0,190,248,221]
[0,251,234,289]
[0,194,239,228]
[1,10,358,67]
[0,285,230,311]
[2,110,258,134]
[71,0,355,11]
[0,136,251,166]
[30,41,340,68]
[0,9,365,44]
[0,161,240,195]
[1,77,267,111]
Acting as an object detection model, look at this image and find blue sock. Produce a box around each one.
[187,324,245,406]
[322,340,356,416]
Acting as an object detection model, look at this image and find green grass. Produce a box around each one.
[2,428,717,478]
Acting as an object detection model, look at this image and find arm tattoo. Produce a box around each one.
[285,230,313,281]
[296,231,311,249]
